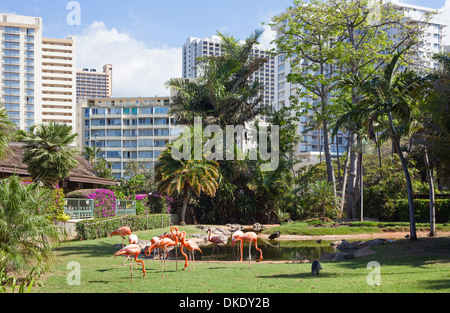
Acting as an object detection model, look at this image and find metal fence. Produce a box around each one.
[115,200,136,216]
[64,199,94,219]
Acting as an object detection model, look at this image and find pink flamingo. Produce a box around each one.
[145,227,179,278]
[160,227,182,270]
[114,244,146,283]
[111,226,132,248]
[231,232,263,269]
[207,228,226,254]
[179,231,203,272]
[231,230,244,261]
[121,234,140,266]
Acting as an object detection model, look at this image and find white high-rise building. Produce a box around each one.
[0,14,76,132]
[272,0,448,166]
[182,35,276,107]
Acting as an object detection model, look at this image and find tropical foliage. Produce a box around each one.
[21,122,79,187]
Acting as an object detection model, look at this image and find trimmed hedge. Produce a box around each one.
[75,214,171,241]
[396,199,450,223]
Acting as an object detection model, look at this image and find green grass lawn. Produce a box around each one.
[35,226,450,293]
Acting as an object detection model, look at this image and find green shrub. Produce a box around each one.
[75,214,171,241]
[396,199,450,223]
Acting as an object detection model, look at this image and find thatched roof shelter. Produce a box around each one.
[0,143,119,192]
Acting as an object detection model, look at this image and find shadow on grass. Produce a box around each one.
[54,241,117,258]
[419,279,450,291]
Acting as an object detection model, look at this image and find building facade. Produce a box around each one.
[0,14,77,132]
[76,64,113,101]
[77,97,182,180]
[182,35,276,107]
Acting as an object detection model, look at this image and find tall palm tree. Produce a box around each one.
[339,47,428,240]
[83,145,102,165]
[0,175,62,273]
[155,142,220,226]
[0,104,15,161]
[167,30,270,128]
[21,122,79,187]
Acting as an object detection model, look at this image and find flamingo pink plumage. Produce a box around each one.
[114,244,146,283]
[111,226,132,247]
[231,232,263,269]
[145,227,179,278]
[207,228,226,254]
[179,231,202,272]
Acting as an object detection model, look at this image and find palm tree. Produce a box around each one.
[0,175,62,273]
[339,47,428,240]
[167,30,270,128]
[155,142,220,226]
[310,180,339,219]
[21,122,79,187]
[0,104,15,161]
[83,145,102,165]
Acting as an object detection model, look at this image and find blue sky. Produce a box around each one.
[1,0,449,97]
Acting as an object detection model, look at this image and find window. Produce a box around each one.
[123,119,137,126]
[138,118,152,125]
[123,140,137,148]
[154,118,169,125]
[107,140,122,148]
[107,119,122,126]
[155,107,170,114]
[154,129,169,136]
[91,130,105,137]
[107,129,121,137]
[123,129,137,137]
[138,139,154,147]
[138,151,153,159]
[154,140,167,147]
[139,107,153,114]
[278,63,285,72]
[123,151,137,159]
[91,119,106,127]
[139,129,153,136]
[106,151,121,158]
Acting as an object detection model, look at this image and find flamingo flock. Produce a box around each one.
[110,225,264,282]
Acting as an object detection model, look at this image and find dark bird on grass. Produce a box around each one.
[405,234,410,239]
[269,231,281,240]
[316,239,322,244]
[311,260,322,276]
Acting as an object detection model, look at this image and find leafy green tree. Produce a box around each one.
[83,145,102,165]
[155,136,220,226]
[339,48,429,240]
[272,0,424,217]
[0,176,62,273]
[310,181,339,219]
[21,122,79,187]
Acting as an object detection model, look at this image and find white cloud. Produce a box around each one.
[75,21,182,97]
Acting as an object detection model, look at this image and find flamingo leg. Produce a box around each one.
[240,240,244,262]
[130,259,133,283]
[249,242,252,269]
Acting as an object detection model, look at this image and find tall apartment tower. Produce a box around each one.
[0,14,76,132]
[76,64,113,101]
[40,37,76,129]
[182,35,276,107]
[0,14,42,131]
[271,0,448,166]
[77,97,183,179]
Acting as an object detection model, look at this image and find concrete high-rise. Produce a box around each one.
[77,96,183,179]
[0,14,77,132]
[182,35,276,107]
[76,64,113,101]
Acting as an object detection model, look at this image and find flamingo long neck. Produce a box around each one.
[254,240,263,261]
[208,229,211,241]
[170,227,179,245]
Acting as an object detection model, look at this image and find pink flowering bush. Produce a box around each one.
[82,189,116,218]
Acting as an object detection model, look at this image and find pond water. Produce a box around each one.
[146,240,338,262]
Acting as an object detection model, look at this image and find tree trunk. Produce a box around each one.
[340,133,352,219]
[388,113,417,240]
[347,133,358,219]
[180,186,189,226]
[322,119,336,196]
[358,151,364,222]
[424,147,436,237]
